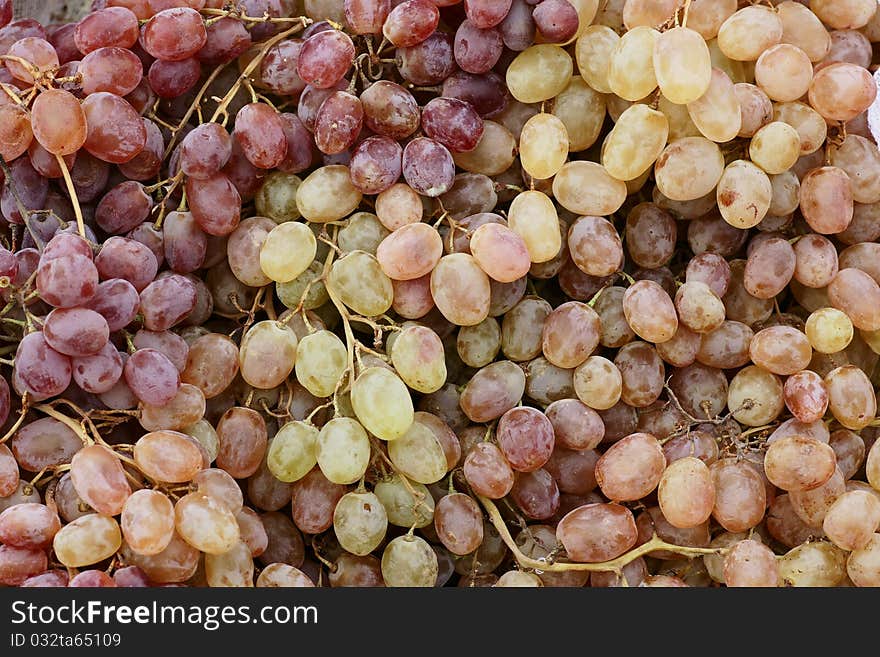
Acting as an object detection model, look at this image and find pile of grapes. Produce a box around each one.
[0,0,878,589]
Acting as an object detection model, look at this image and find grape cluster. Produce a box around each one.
[0,0,877,589]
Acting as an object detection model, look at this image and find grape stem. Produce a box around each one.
[54,154,86,239]
[477,494,721,575]
[0,394,28,444]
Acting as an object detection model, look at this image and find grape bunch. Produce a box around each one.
[0,0,877,589]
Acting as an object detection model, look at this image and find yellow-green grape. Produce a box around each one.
[576,24,620,93]
[381,534,438,587]
[266,421,319,483]
[776,0,831,63]
[333,490,388,556]
[749,121,801,174]
[453,121,518,177]
[717,160,772,229]
[53,514,122,568]
[658,94,701,141]
[861,327,880,355]
[508,190,561,263]
[387,419,448,484]
[506,44,573,103]
[495,571,544,587]
[805,308,854,354]
[654,137,725,201]
[205,540,253,587]
[238,320,298,390]
[255,171,302,223]
[337,212,389,255]
[653,26,712,104]
[351,367,414,440]
[391,325,447,394]
[294,330,347,398]
[778,541,847,587]
[316,417,370,485]
[552,161,627,215]
[686,67,742,143]
[259,222,316,283]
[551,77,605,152]
[327,251,393,317]
[567,0,601,41]
[183,419,220,463]
[716,5,783,62]
[277,261,329,311]
[296,165,362,223]
[374,474,435,528]
[773,102,827,156]
[519,113,569,180]
[457,317,502,368]
[608,26,659,101]
[256,563,315,587]
[769,170,801,216]
[602,103,669,182]
[706,37,748,84]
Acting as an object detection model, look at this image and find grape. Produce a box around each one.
[710,459,766,533]
[124,348,180,406]
[333,490,387,556]
[53,514,122,568]
[74,6,139,53]
[13,332,71,400]
[376,223,442,282]
[233,103,288,170]
[121,489,175,556]
[186,174,242,236]
[506,44,573,103]
[198,16,252,65]
[557,503,637,563]
[142,8,207,62]
[361,81,420,140]
[296,29,355,89]
[533,0,579,43]
[296,165,362,222]
[174,492,240,555]
[422,97,484,154]
[267,421,318,483]
[454,20,503,74]
[81,92,147,164]
[602,104,668,182]
[349,136,402,195]
[595,432,665,502]
[764,435,837,492]
[723,540,779,587]
[824,490,880,551]
[149,57,201,98]
[654,27,711,105]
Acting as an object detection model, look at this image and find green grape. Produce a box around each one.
[337,212,390,255]
[266,421,319,483]
[277,261,329,311]
[374,474,435,528]
[294,330,348,398]
[351,367,414,441]
[381,534,438,587]
[387,419,448,484]
[316,417,371,485]
[333,490,388,556]
[327,251,394,317]
[260,222,317,283]
[255,171,302,223]
[390,325,447,393]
